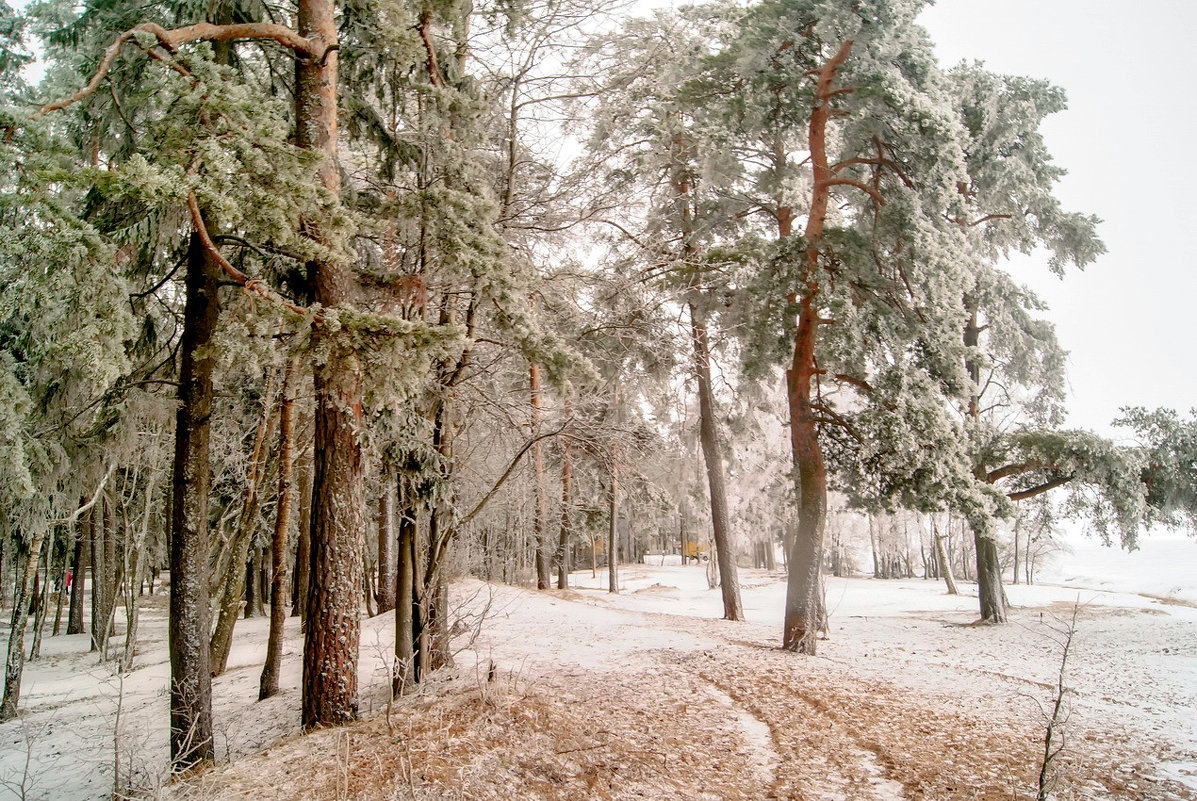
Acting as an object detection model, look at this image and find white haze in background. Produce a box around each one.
[919,0,1197,438]
[918,2,1197,569]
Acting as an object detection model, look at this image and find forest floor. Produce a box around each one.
[1,559,1195,800]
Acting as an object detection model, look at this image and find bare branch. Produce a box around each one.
[34,22,319,118]
[820,177,886,207]
[1008,474,1074,502]
[186,190,315,320]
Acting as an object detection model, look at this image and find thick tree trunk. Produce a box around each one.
[530,364,551,590]
[297,0,364,730]
[974,530,1008,623]
[781,42,853,655]
[168,233,218,771]
[690,302,744,621]
[260,356,299,700]
[964,299,1007,623]
[376,473,395,614]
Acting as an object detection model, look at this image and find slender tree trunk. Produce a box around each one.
[90,504,101,650]
[1012,517,1021,585]
[29,533,52,659]
[530,364,551,590]
[168,233,218,771]
[210,374,279,676]
[260,355,299,700]
[122,469,158,673]
[1,532,47,721]
[393,473,415,694]
[291,442,313,619]
[102,494,117,656]
[607,445,619,595]
[690,302,744,620]
[67,512,88,635]
[556,407,572,590]
[932,517,959,595]
[781,41,853,655]
[244,552,258,620]
[375,472,395,614]
[51,532,68,637]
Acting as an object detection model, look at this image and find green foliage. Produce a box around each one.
[1116,407,1197,532]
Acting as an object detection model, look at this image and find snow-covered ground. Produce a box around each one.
[1,536,1194,800]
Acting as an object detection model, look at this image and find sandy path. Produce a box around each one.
[175,576,1197,800]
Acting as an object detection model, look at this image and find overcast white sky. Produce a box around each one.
[918,0,1197,438]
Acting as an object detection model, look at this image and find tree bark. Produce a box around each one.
[260,355,299,700]
[375,473,396,614]
[781,41,853,655]
[291,441,313,619]
[168,233,219,771]
[974,530,1008,623]
[1,532,47,720]
[210,372,278,676]
[393,473,415,694]
[690,302,744,620]
[965,298,1007,623]
[297,0,365,730]
[607,445,619,595]
[556,404,572,590]
[67,510,88,635]
[932,518,958,595]
[530,363,551,590]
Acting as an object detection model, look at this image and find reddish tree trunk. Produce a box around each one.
[781,41,854,654]
[297,0,366,730]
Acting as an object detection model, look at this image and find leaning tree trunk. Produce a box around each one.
[1,531,47,721]
[260,355,299,700]
[210,373,278,676]
[932,518,959,596]
[781,41,853,655]
[690,302,744,621]
[168,233,219,771]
